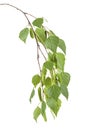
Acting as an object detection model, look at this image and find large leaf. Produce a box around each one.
[33,106,41,121]
[56,52,65,71]
[60,72,70,87]
[19,28,29,43]
[32,74,41,87]
[46,98,61,116]
[35,28,46,44]
[61,85,69,99]
[58,39,66,54]
[32,18,43,27]
[45,36,59,52]
[44,61,53,70]
[45,85,61,100]
[29,88,35,103]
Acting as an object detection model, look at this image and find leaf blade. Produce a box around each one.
[44,61,53,70]
[33,106,41,121]
[38,87,42,101]
[56,52,65,71]
[60,72,71,87]
[61,85,69,99]
[32,18,43,27]
[30,28,34,38]
[35,28,46,44]
[19,28,29,43]
[29,88,35,103]
[45,36,59,52]
[32,74,41,87]
[58,39,66,54]
[46,98,61,116]
[45,85,61,100]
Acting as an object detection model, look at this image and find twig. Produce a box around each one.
[38,45,47,60]
[0,3,36,18]
[0,3,42,74]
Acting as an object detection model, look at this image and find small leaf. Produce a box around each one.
[29,88,35,103]
[61,85,69,99]
[48,53,57,65]
[45,36,59,52]
[58,39,66,54]
[32,18,43,27]
[41,66,47,85]
[35,28,46,44]
[33,106,41,121]
[19,28,29,43]
[60,72,71,87]
[41,101,47,121]
[38,87,42,101]
[48,30,56,36]
[45,85,61,100]
[44,77,51,87]
[46,98,61,116]
[41,101,46,115]
[42,111,47,121]
[32,74,41,87]
[44,61,53,70]
[30,28,34,38]
[56,52,65,71]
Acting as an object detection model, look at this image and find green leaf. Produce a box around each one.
[46,98,61,116]
[33,106,41,121]
[32,74,41,87]
[42,111,47,121]
[44,77,51,87]
[48,53,57,66]
[61,85,69,99]
[41,101,46,115]
[38,87,42,101]
[48,30,56,36]
[45,85,61,100]
[41,101,47,121]
[58,39,66,54]
[44,61,53,70]
[35,28,46,44]
[29,88,35,103]
[41,66,47,85]
[30,28,34,38]
[60,72,70,87]
[56,52,65,71]
[32,18,43,28]
[19,28,29,43]
[45,36,59,52]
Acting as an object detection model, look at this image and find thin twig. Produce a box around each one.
[38,45,47,60]
[0,3,36,18]
[37,44,42,73]
[0,3,42,74]
[25,12,36,19]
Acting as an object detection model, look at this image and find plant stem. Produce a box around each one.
[0,3,42,74]
[0,3,36,18]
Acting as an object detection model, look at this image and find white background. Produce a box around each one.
[0,0,93,129]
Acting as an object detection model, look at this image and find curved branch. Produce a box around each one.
[0,3,42,73]
[0,3,36,18]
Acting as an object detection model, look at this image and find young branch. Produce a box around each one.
[0,3,42,73]
[0,3,36,19]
